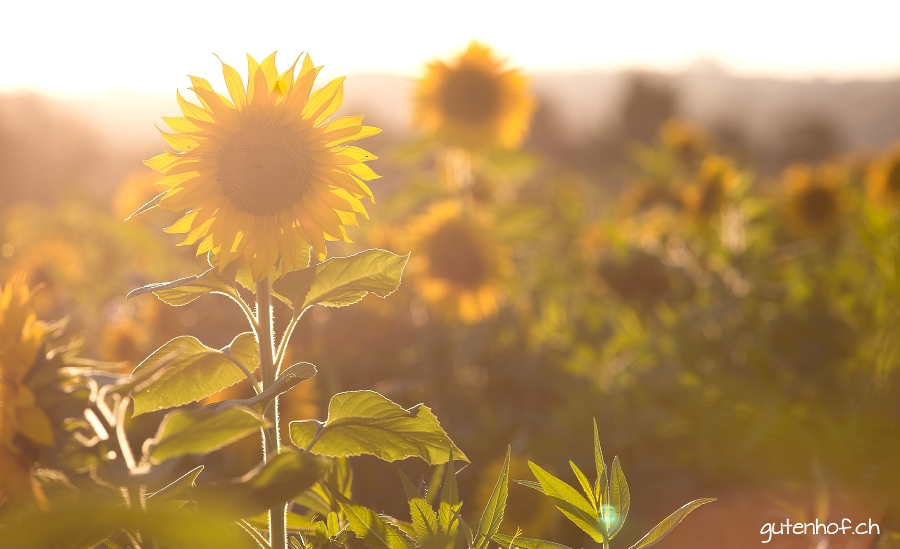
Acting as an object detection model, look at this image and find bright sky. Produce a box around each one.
[3,0,900,95]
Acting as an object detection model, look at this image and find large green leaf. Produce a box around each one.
[193,450,328,519]
[473,448,510,549]
[528,461,605,543]
[127,268,244,307]
[289,390,467,464]
[130,332,258,416]
[608,456,630,538]
[493,534,573,549]
[272,249,408,312]
[628,498,716,549]
[148,406,267,463]
[329,487,411,549]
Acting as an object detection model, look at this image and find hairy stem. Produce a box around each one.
[256,276,286,549]
[274,312,303,377]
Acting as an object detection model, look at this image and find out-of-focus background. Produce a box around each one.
[3,2,900,547]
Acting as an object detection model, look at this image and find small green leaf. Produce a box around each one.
[437,447,461,548]
[148,406,267,463]
[203,362,316,415]
[493,534,574,549]
[528,461,605,543]
[328,486,411,549]
[295,456,353,517]
[289,390,467,464]
[569,461,596,509]
[628,498,716,549]
[146,465,204,508]
[130,333,259,416]
[272,249,408,312]
[513,480,545,493]
[194,450,329,519]
[473,447,510,549]
[399,471,441,546]
[608,456,630,538]
[127,268,245,307]
[247,511,315,533]
[593,418,608,507]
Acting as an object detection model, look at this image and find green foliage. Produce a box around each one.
[625,498,716,549]
[330,487,412,549]
[193,450,329,519]
[290,390,467,464]
[273,249,409,313]
[473,448,510,549]
[127,267,244,307]
[130,332,259,415]
[148,406,268,463]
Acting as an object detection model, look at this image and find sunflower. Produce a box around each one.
[404,201,510,323]
[783,164,847,238]
[683,155,739,221]
[866,142,900,206]
[414,42,534,150]
[659,118,709,161]
[144,52,380,280]
[0,276,53,509]
[100,319,149,370]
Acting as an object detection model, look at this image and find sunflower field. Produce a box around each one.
[0,45,899,549]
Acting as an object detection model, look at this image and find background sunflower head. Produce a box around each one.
[145,52,381,280]
[413,41,535,150]
[783,163,848,239]
[403,201,511,323]
[684,154,739,221]
[866,141,900,206]
[0,276,53,510]
[659,118,710,162]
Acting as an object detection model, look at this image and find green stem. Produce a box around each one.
[256,276,286,549]
[224,355,262,395]
[274,311,303,377]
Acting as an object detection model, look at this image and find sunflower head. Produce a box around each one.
[660,118,710,161]
[144,52,381,280]
[783,163,847,239]
[0,276,54,510]
[414,42,534,150]
[684,155,739,220]
[404,201,510,323]
[866,142,900,206]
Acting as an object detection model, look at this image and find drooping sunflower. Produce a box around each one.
[404,201,511,323]
[0,276,54,509]
[683,155,739,221]
[414,42,534,150]
[783,163,848,239]
[144,52,380,280]
[866,141,900,206]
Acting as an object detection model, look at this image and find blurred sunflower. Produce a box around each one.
[0,276,53,510]
[404,201,511,323]
[684,155,739,221]
[100,318,149,370]
[619,182,684,217]
[783,164,848,239]
[597,249,673,308]
[145,52,380,280]
[660,118,709,161]
[866,142,900,206]
[414,42,534,149]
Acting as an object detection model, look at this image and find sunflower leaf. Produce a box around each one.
[326,484,412,549]
[609,456,630,538]
[289,390,467,464]
[272,249,408,313]
[129,332,258,416]
[126,267,245,307]
[628,498,716,549]
[192,450,328,519]
[493,534,574,549]
[528,461,605,543]
[147,406,267,463]
[202,362,316,415]
[473,447,510,549]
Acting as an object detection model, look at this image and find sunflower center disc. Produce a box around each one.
[439,67,501,125]
[800,186,838,223]
[426,220,489,288]
[218,123,312,216]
